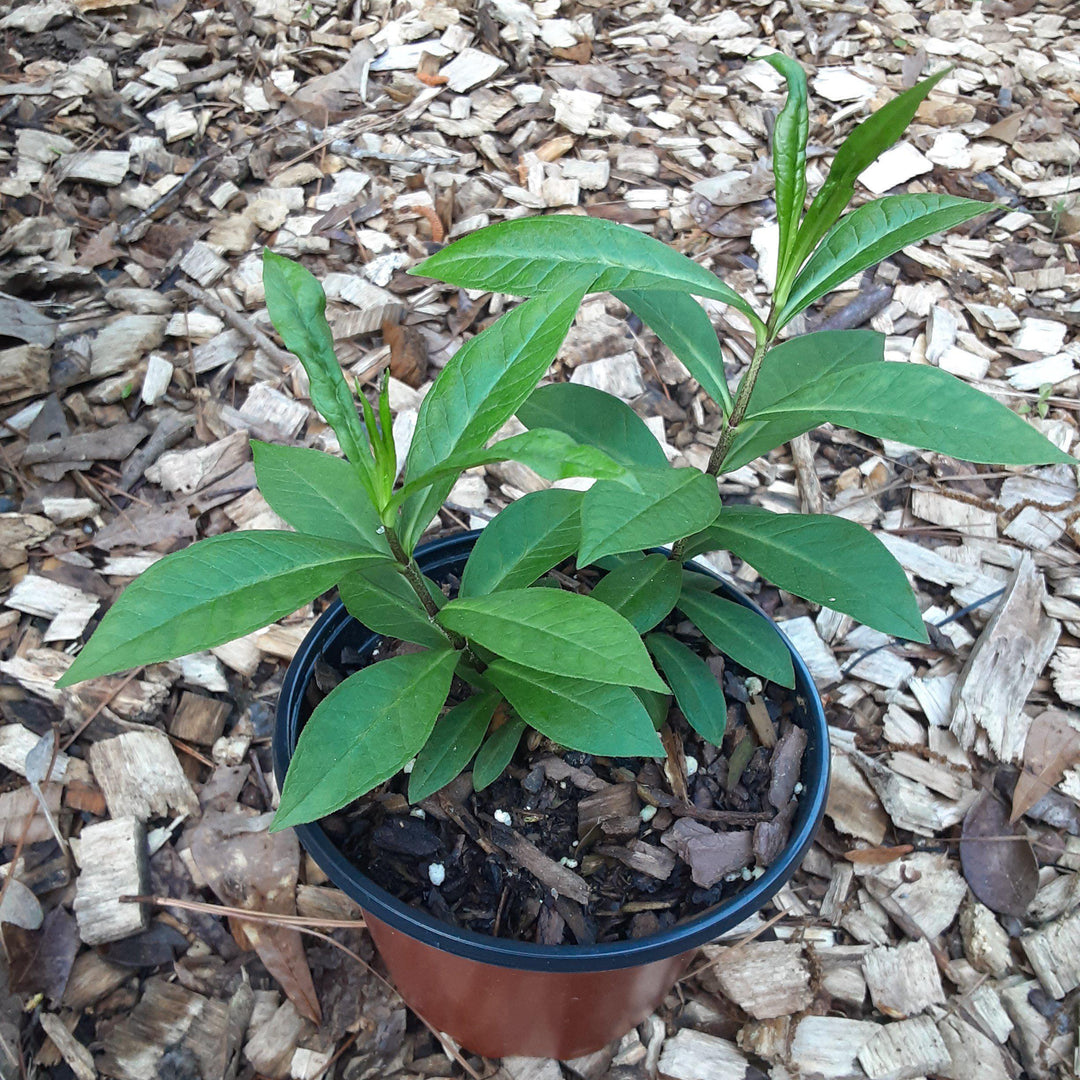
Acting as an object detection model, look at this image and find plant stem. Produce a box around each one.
[705,336,769,476]
[670,335,771,563]
[385,527,465,647]
[384,527,486,671]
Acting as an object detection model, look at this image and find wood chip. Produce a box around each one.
[862,938,946,1018]
[657,1029,748,1080]
[789,1016,877,1080]
[73,816,149,945]
[1020,905,1080,998]
[88,729,200,821]
[951,553,1059,762]
[700,941,813,1019]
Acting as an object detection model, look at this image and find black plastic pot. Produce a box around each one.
[273,531,830,1058]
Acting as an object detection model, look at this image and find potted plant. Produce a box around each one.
[58,61,1070,1059]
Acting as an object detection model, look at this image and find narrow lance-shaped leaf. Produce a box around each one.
[614,290,732,413]
[487,661,665,757]
[472,713,526,792]
[262,251,375,491]
[411,215,764,335]
[518,382,669,470]
[338,562,447,650]
[763,53,809,277]
[437,589,669,693]
[725,333,1072,469]
[408,691,499,803]
[686,506,927,642]
[579,467,720,567]
[273,649,459,829]
[399,271,592,550]
[777,68,950,300]
[645,633,728,745]
[391,428,641,510]
[589,552,683,634]
[460,488,582,597]
[252,441,389,553]
[57,534,387,686]
[777,193,989,326]
[675,587,795,689]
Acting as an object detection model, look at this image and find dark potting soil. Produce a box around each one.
[303,562,809,947]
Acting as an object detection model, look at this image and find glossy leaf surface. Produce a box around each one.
[338,562,447,649]
[782,68,950,289]
[438,589,669,692]
[579,468,720,567]
[589,552,683,633]
[408,691,499,803]
[764,54,809,276]
[688,506,927,641]
[778,193,988,325]
[487,661,665,757]
[517,382,668,470]
[460,488,582,597]
[412,215,762,329]
[263,251,373,483]
[400,273,591,549]
[646,632,728,744]
[273,649,459,828]
[676,587,795,688]
[252,441,388,552]
[615,289,732,412]
[58,533,385,685]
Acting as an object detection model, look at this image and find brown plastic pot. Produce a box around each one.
[273,531,830,1060]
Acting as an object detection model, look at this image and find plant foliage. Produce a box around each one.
[57,62,1070,831]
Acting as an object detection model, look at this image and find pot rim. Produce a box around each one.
[273,530,830,973]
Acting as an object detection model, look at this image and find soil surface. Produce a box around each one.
[301,556,808,946]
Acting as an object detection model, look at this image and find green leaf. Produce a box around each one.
[777,193,988,326]
[411,215,763,333]
[262,251,373,486]
[57,533,385,686]
[614,290,732,413]
[589,552,682,633]
[438,589,668,693]
[252,441,388,552]
[727,333,1073,469]
[635,686,672,729]
[394,428,640,509]
[689,506,927,642]
[518,382,668,470]
[460,488,581,597]
[408,691,499,803]
[472,713,526,792]
[579,467,720,567]
[399,273,591,549]
[487,661,665,757]
[682,569,722,593]
[779,68,950,298]
[338,562,447,649]
[724,330,884,470]
[675,587,795,688]
[272,648,459,829]
[763,54,809,277]
[645,633,728,744]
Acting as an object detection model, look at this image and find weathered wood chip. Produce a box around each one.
[862,938,946,1018]
[73,816,149,946]
[88,729,200,821]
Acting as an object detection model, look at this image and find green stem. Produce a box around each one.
[385,527,484,669]
[670,336,771,563]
